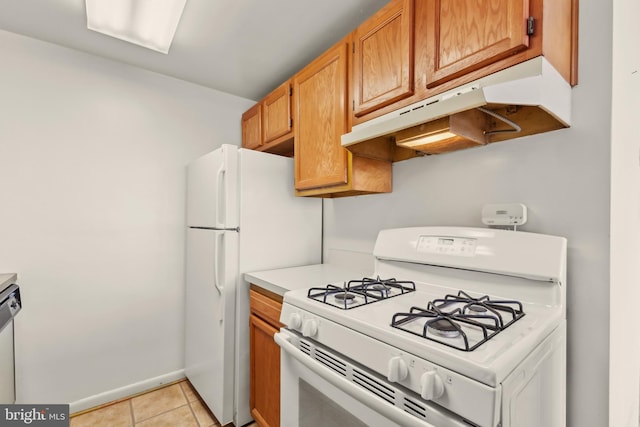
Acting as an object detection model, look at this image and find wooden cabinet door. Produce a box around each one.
[426,0,530,88]
[352,0,414,118]
[241,103,262,150]
[263,80,292,144]
[249,314,280,427]
[293,41,348,191]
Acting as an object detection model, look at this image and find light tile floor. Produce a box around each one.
[70,380,259,427]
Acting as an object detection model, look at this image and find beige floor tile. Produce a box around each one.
[180,380,200,403]
[70,401,132,427]
[131,383,187,422]
[190,400,219,427]
[135,405,198,427]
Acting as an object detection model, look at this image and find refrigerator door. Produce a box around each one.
[185,227,238,426]
[187,144,239,229]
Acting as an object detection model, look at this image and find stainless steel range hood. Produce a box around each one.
[341,57,572,156]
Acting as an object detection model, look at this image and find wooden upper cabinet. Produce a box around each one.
[241,103,262,150]
[426,0,531,88]
[241,80,294,156]
[352,0,414,118]
[263,80,292,145]
[293,42,349,191]
[294,37,392,197]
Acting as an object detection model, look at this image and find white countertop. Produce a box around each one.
[0,273,17,291]
[244,264,371,297]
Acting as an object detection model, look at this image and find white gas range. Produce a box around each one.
[276,227,566,427]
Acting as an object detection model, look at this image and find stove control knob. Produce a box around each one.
[387,357,408,383]
[301,319,318,337]
[288,313,302,330]
[420,370,444,401]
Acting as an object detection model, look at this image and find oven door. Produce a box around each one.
[275,329,472,427]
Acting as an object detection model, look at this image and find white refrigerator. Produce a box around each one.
[184,145,321,426]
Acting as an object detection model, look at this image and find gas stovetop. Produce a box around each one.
[284,280,560,387]
[307,279,526,351]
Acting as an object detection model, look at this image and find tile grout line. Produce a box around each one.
[134,403,193,426]
[128,398,134,427]
[182,381,204,427]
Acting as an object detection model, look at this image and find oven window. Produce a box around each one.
[299,379,368,427]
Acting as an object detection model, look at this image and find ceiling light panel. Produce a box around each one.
[85,0,187,54]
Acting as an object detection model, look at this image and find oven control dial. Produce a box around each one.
[387,356,408,383]
[420,370,444,401]
[288,313,302,330]
[301,319,318,337]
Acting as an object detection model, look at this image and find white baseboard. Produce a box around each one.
[69,369,185,414]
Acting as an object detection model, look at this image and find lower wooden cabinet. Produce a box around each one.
[249,287,283,427]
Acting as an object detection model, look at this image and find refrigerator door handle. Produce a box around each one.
[214,231,224,322]
[215,163,226,229]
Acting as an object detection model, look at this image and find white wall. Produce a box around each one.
[610,0,640,425]
[0,30,254,410]
[323,0,613,425]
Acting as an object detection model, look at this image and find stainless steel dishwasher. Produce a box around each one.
[0,278,21,404]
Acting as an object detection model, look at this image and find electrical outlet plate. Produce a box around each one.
[482,203,527,226]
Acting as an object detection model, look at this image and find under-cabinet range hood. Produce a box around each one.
[341,57,572,157]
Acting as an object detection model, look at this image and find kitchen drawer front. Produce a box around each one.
[250,288,283,327]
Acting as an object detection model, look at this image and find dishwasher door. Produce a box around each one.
[0,283,21,404]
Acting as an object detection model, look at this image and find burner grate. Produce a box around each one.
[307,277,415,309]
[391,290,525,351]
[434,290,524,329]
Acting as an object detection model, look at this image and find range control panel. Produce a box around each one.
[416,236,477,257]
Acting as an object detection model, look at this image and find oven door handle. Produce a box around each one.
[274,332,436,427]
